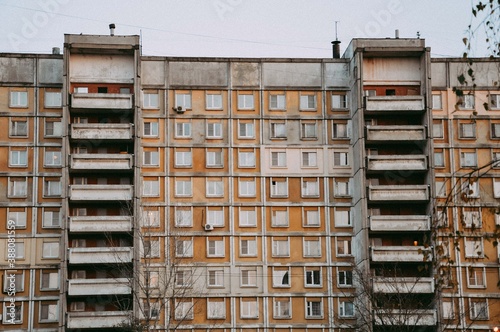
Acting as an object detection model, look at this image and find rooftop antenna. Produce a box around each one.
[417,31,421,39]
[331,21,341,58]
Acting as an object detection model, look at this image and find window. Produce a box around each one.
[42,210,60,228]
[39,302,58,322]
[3,302,22,323]
[333,122,350,139]
[207,239,224,257]
[70,301,85,311]
[301,122,317,139]
[175,270,192,287]
[434,150,445,167]
[240,238,257,256]
[492,123,500,138]
[241,268,257,286]
[339,300,354,317]
[335,180,351,196]
[143,92,159,108]
[143,151,159,166]
[432,94,442,109]
[10,149,27,167]
[304,209,320,227]
[44,91,62,107]
[442,301,454,319]
[458,94,475,109]
[460,151,477,167]
[238,94,254,109]
[206,93,222,109]
[271,151,286,167]
[303,238,321,257]
[334,152,349,167]
[74,87,88,93]
[462,208,481,229]
[306,300,323,318]
[337,238,352,256]
[332,93,348,109]
[145,302,160,320]
[10,120,28,137]
[459,123,476,138]
[338,270,353,287]
[206,207,224,226]
[274,299,291,318]
[175,150,192,167]
[470,299,488,320]
[206,150,223,167]
[272,238,289,257]
[467,267,486,288]
[175,208,192,227]
[206,179,224,197]
[302,151,317,167]
[238,122,255,138]
[436,180,446,198]
[45,120,62,137]
[10,91,28,107]
[143,209,160,227]
[273,268,290,287]
[240,298,258,318]
[300,94,316,110]
[44,150,61,167]
[175,122,192,138]
[271,179,288,197]
[175,300,193,320]
[302,179,319,197]
[270,94,286,110]
[493,178,500,198]
[41,271,58,290]
[12,242,25,259]
[44,179,61,197]
[493,152,500,167]
[272,209,288,227]
[7,210,27,228]
[465,237,483,258]
[207,122,222,138]
[175,179,192,197]
[143,179,160,196]
[432,122,444,138]
[175,93,192,109]
[175,239,193,257]
[335,209,351,227]
[9,178,27,197]
[463,180,480,198]
[490,93,500,109]
[239,178,256,197]
[238,150,256,168]
[207,299,226,319]
[239,208,256,227]
[3,271,24,292]
[305,268,321,286]
[270,122,287,138]
[207,269,224,287]
[143,239,160,258]
[143,121,159,137]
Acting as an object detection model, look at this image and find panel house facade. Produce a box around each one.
[0,32,499,331]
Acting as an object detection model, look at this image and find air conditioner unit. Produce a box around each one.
[204,224,214,231]
[173,106,185,113]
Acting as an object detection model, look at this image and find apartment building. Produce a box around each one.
[0,31,499,331]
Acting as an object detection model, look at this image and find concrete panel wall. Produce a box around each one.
[363,57,421,83]
[69,54,134,83]
[449,61,500,87]
[430,62,447,88]
[0,57,34,84]
[325,62,349,87]
[232,62,260,87]
[263,63,321,87]
[141,60,165,86]
[38,58,63,84]
[169,62,228,87]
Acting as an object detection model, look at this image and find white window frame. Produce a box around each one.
[207,269,224,288]
[432,94,442,109]
[272,268,290,287]
[143,121,159,137]
[337,238,352,256]
[459,94,475,109]
[432,121,444,138]
[143,239,160,258]
[302,151,318,168]
[7,209,27,228]
[175,179,192,197]
[143,92,159,108]
[237,93,254,110]
[305,268,322,287]
[339,300,355,317]
[3,302,23,323]
[42,242,59,259]
[42,209,61,228]
[434,150,445,167]
[270,122,287,139]
[335,209,351,227]
[460,151,477,167]
[301,121,317,139]
[10,91,28,107]
[338,269,353,287]
[13,241,25,259]
[175,300,194,320]
[491,123,500,138]
[333,121,351,139]
[44,150,62,167]
[142,209,160,227]
[469,299,489,320]
[272,238,290,257]
[240,238,257,257]
[206,93,223,110]
[206,121,223,138]
[44,120,63,137]
[271,208,289,227]
[304,208,320,227]
[334,179,351,197]
[10,119,28,137]
[143,150,160,167]
[239,208,257,227]
[273,298,291,319]
[238,150,256,168]
[271,151,287,167]
[40,271,59,290]
[332,93,348,109]
[333,151,349,167]
[44,179,61,197]
[3,270,24,292]
[240,268,257,287]
[459,123,476,138]
[207,238,225,257]
[174,149,192,167]
[270,179,288,197]
[206,179,224,197]
[300,94,316,110]
[442,301,454,319]
[175,92,192,109]
[238,121,255,139]
[270,94,286,110]
[206,207,224,227]
[301,178,320,197]
[9,149,27,167]
[238,178,256,197]
[464,237,484,258]
[207,299,226,319]
[44,91,62,108]
[466,266,486,288]
[8,177,28,197]
[175,208,192,227]
[206,149,223,168]
[175,238,193,257]
[303,238,321,257]
[490,93,500,109]
[143,179,160,197]
[305,299,323,319]
[175,122,192,138]
[240,298,258,318]
[175,269,193,288]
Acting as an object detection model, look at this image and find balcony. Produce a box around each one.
[366,155,427,172]
[70,123,134,140]
[368,185,429,202]
[373,309,437,326]
[371,246,432,262]
[68,278,131,296]
[68,247,133,264]
[365,95,425,112]
[370,215,430,232]
[372,277,434,293]
[69,216,132,233]
[71,93,133,109]
[67,311,131,329]
[366,125,426,143]
[69,185,133,201]
[70,153,133,170]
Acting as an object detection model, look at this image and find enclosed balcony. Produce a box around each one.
[69,216,132,233]
[368,185,429,202]
[68,278,131,296]
[67,311,131,329]
[365,95,425,112]
[70,153,133,171]
[372,277,434,293]
[69,184,133,201]
[366,155,427,172]
[373,309,437,326]
[68,247,133,264]
[70,123,134,140]
[366,125,426,143]
[371,246,432,262]
[71,93,133,109]
[370,215,430,232]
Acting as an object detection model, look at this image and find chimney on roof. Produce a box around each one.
[395,29,400,39]
[109,23,116,36]
[52,47,60,55]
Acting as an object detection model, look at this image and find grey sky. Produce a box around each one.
[0,0,484,58]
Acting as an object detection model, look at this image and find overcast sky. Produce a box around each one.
[0,0,486,58]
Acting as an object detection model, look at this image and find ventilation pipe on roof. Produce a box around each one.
[331,21,341,58]
[109,23,116,36]
[395,29,400,39]
[52,47,60,55]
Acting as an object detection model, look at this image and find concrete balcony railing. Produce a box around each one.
[68,278,131,296]
[366,155,427,172]
[366,125,426,143]
[368,185,429,202]
[69,185,133,201]
[373,309,437,326]
[365,95,425,112]
[371,246,432,262]
[71,93,133,109]
[70,153,133,170]
[69,216,132,233]
[372,277,435,293]
[370,215,430,232]
[70,123,134,140]
[67,311,131,329]
[68,247,133,264]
